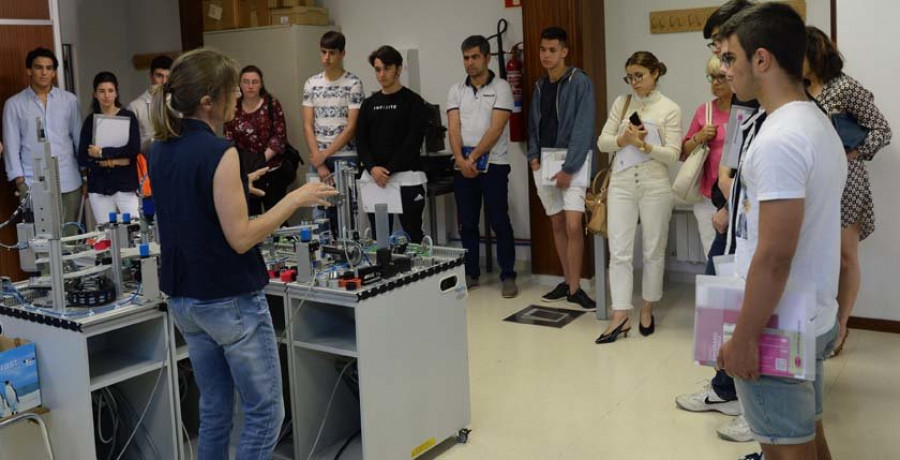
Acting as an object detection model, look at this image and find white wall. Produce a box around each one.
[604,0,830,137]
[319,0,531,241]
[837,0,900,322]
[58,0,182,113]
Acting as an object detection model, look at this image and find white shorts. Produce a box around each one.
[532,170,586,216]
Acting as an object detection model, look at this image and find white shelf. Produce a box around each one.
[175,345,189,362]
[89,350,166,391]
[294,329,358,358]
[275,329,288,345]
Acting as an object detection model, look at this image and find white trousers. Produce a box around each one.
[692,197,718,260]
[607,161,673,311]
[89,192,140,225]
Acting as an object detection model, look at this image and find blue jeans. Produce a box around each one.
[453,165,517,281]
[169,291,285,460]
[735,321,839,445]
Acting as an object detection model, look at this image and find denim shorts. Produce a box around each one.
[734,321,839,445]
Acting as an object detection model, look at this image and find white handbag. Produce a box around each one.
[673,101,712,203]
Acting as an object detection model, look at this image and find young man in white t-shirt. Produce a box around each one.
[447,35,518,298]
[716,4,847,459]
[302,31,365,225]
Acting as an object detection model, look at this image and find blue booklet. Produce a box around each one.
[458,146,490,173]
[831,112,869,152]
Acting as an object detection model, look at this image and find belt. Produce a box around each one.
[97,158,131,168]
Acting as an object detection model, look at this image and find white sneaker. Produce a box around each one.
[675,384,742,416]
[718,414,754,442]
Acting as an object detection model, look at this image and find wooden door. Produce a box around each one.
[1,2,57,280]
[522,0,606,278]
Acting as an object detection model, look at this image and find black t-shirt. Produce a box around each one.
[357,86,427,174]
[539,78,560,148]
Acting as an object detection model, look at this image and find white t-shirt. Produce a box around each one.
[302,71,365,158]
[734,101,847,336]
[446,72,514,165]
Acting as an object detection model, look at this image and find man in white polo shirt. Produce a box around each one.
[447,35,518,298]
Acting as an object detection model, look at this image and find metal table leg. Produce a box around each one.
[594,234,607,320]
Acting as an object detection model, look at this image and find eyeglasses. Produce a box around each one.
[623,73,645,85]
[706,74,728,84]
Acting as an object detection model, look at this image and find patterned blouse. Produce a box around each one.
[224,96,287,168]
[816,73,892,240]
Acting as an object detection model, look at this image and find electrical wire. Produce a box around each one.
[334,430,361,460]
[63,221,86,233]
[182,423,194,460]
[114,342,168,460]
[284,269,318,345]
[306,358,357,460]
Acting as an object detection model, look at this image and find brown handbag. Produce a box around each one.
[586,95,632,237]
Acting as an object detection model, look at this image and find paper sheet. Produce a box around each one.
[722,105,756,168]
[614,120,662,173]
[693,275,817,380]
[540,148,590,187]
[93,115,131,149]
[358,172,403,214]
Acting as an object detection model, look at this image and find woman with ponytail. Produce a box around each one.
[148,48,336,458]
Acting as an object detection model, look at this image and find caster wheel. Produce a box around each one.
[456,428,471,444]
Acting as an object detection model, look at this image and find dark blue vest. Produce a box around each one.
[149,119,267,299]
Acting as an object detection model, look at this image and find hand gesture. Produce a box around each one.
[88,145,103,159]
[316,164,333,184]
[717,337,760,381]
[696,124,717,143]
[622,124,648,148]
[247,167,269,197]
[371,166,391,188]
[553,171,572,189]
[457,157,478,178]
[290,181,338,207]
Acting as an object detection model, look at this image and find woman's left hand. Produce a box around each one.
[247,167,269,197]
[88,145,103,158]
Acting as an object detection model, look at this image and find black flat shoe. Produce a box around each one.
[595,319,631,344]
[639,314,656,336]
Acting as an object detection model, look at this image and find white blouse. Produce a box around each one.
[596,89,683,166]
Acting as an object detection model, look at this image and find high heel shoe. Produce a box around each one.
[639,314,656,336]
[595,319,631,344]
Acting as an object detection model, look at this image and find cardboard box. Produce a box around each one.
[0,336,41,419]
[203,0,270,31]
[270,6,329,26]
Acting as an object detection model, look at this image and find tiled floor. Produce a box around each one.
[421,273,900,460]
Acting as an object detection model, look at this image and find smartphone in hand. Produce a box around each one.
[629,111,643,127]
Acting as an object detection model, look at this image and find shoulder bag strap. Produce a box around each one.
[609,94,633,165]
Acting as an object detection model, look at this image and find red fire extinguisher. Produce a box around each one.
[506,42,525,142]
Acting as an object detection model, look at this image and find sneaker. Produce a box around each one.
[501,278,518,298]
[675,384,742,416]
[541,282,569,302]
[567,288,596,311]
[718,414,754,443]
[466,276,479,289]
[738,452,763,460]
